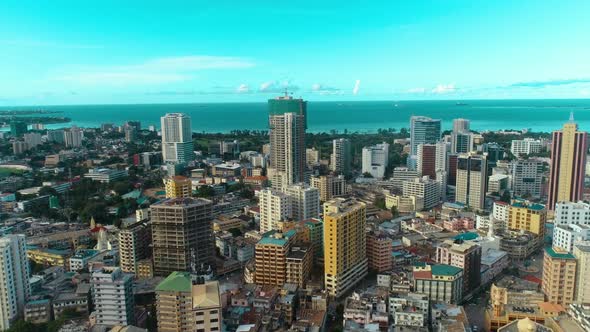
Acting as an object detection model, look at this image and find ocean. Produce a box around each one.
[3,99,590,133]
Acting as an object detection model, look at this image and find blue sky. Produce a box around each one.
[1,0,590,105]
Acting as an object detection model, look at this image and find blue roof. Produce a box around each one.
[258,229,297,246]
[454,232,479,241]
[27,299,50,305]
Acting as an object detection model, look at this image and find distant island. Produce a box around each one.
[0,109,71,126]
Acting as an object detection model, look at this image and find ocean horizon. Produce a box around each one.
[3,98,590,134]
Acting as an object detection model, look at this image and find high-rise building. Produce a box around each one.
[310,174,349,202]
[254,230,296,286]
[151,198,214,277]
[510,138,543,157]
[410,116,441,156]
[554,201,590,226]
[573,242,590,304]
[12,141,28,155]
[366,230,393,273]
[64,126,83,148]
[47,130,65,144]
[324,198,367,297]
[362,142,390,179]
[455,153,488,211]
[161,113,193,164]
[0,235,30,331]
[447,154,459,186]
[285,244,313,288]
[10,121,28,137]
[118,221,151,275]
[417,144,437,179]
[259,188,292,233]
[268,95,307,189]
[163,175,192,198]
[542,247,577,306]
[391,167,419,190]
[156,272,222,332]
[402,176,441,209]
[451,131,474,154]
[23,132,42,148]
[331,138,352,176]
[91,267,135,327]
[436,239,481,294]
[507,201,546,237]
[452,118,470,133]
[283,184,320,222]
[306,148,320,166]
[547,114,588,210]
[511,159,544,199]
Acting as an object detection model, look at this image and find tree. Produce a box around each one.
[38,186,58,197]
[195,185,215,198]
[228,228,242,237]
[391,206,399,218]
[373,197,386,210]
[362,172,373,178]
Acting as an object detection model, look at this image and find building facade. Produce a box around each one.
[164,176,192,198]
[118,221,151,275]
[511,159,544,199]
[362,143,390,179]
[455,153,488,211]
[92,267,135,327]
[0,235,31,331]
[161,113,193,164]
[413,264,463,304]
[331,138,352,176]
[436,240,481,294]
[542,247,577,306]
[259,188,292,233]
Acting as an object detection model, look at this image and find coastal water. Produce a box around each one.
[3,99,590,133]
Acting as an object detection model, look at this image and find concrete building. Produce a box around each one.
[488,174,509,194]
[286,244,313,288]
[24,299,51,324]
[331,138,352,176]
[548,114,588,210]
[410,116,441,157]
[362,143,390,179]
[511,159,544,199]
[254,230,296,286]
[156,272,222,332]
[151,198,214,277]
[0,235,31,331]
[12,141,28,154]
[366,230,392,272]
[23,132,42,148]
[91,267,135,327]
[542,247,577,306]
[554,201,590,226]
[510,138,543,157]
[436,239,482,294]
[553,224,590,253]
[402,176,441,209]
[64,126,83,148]
[324,198,368,297]
[310,174,348,202]
[573,242,590,304]
[161,113,193,164]
[451,131,474,154]
[164,175,192,198]
[455,153,488,211]
[453,118,470,133]
[47,130,65,144]
[417,143,437,179]
[118,221,151,275]
[384,193,424,213]
[267,95,307,189]
[391,167,419,190]
[84,168,128,183]
[283,184,320,222]
[508,201,546,237]
[259,188,292,233]
[412,264,463,304]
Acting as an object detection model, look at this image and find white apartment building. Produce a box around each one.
[331,138,351,176]
[554,201,590,226]
[283,183,320,222]
[492,201,510,231]
[64,126,83,148]
[511,159,544,198]
[402,176,441,209]
[161,113,193,164]
[91,267,135,327]
[510,138,542,157]
[259,188,292,233]
[392,167,419,190]
[362,143,390,179]
[0,235,30,331]
[574,242,590,304]
[553,224,590,253]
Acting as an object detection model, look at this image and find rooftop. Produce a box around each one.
[432,264,462,276]
[192,281,221,308]
[258,229,297,246]
[156,271,192,293]
[512,201,545,211]
[545,246,576,260]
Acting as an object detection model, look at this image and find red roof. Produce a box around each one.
[413,271,433,279]
[90,226,107,233]
[523,275,542,284]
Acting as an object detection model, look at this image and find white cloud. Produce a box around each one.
[352,80,361,95]
[311,83,342,95]
[258,80,299,93]
[54,55,255,86]
[260,81,277,92]
[236,84,250,93]
[407,87,426,93]
[432,83,456,94]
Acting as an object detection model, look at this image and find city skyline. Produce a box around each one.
[1,1,590,105]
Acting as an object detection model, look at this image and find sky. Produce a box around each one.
[1,0,590,105]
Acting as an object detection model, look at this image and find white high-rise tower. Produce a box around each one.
[161,113,193,164]
[0,235,30,331]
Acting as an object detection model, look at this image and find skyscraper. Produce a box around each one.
[118,221,151,275]
[455,153,488,211]
[410,116,441,156]
[452,118,470,133]
[361,142,390,179]
[417,144,437,179]
[91,267,135,327]
[547,113,588,210]
[151,198,214,277]
[331,138,352,176]
[324,198,367,297]
[64,126,83,148]
[161,113,193,164]
[511,159,544,199]
[268,94,307,189]
[573,242,590,304]
[259,188,292,233]
[0,235,30,331]
[451,131,473,154]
